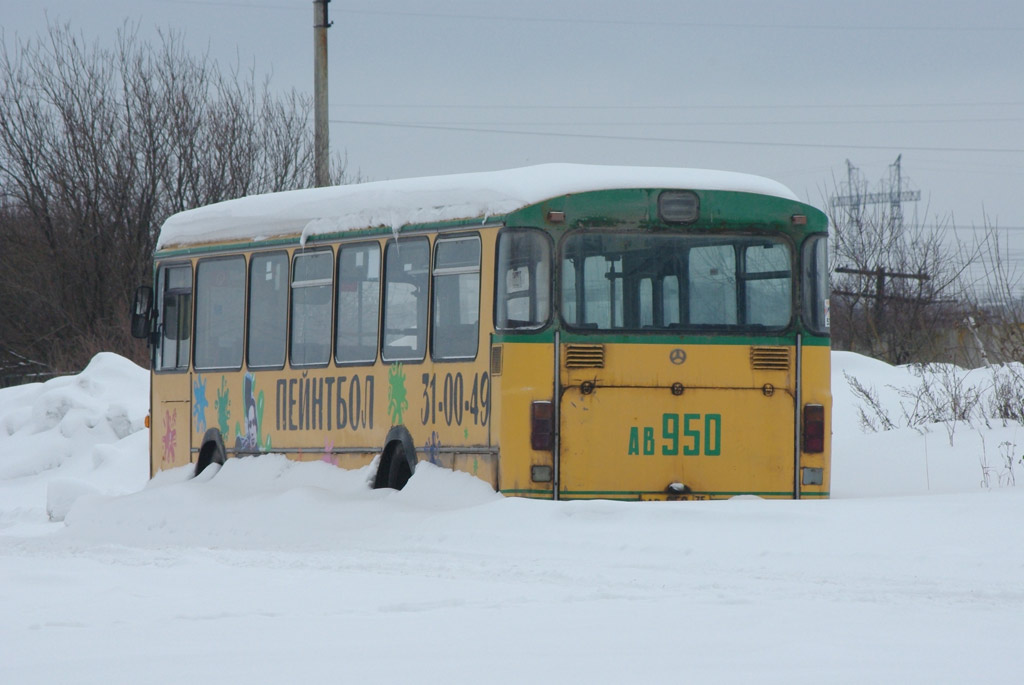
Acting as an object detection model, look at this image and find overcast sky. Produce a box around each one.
[4,1,1024,245]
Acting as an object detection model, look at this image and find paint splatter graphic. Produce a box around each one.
[321,437,336,466]
[387,363,409,425]
[234,372,258,453]
[234,372,272,453]
[215,376,231,436]
[161,409,177,464]
[424,431,442,466]
[192,375,208,433]
[254,384,271,451]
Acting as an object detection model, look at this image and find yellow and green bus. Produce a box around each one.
[131,164,830,500]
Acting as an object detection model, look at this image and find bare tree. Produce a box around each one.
[826,163,974,365]
[0,22,354,383]
[963,221,1024,361]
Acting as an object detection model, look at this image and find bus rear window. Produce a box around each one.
[560,232,792,332]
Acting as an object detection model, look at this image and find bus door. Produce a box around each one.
[151,263,194,472]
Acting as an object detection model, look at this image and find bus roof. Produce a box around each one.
[156,163,802,250]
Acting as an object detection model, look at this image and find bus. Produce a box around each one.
[131,163,831,500]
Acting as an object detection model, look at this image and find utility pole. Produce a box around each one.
[832,265,934,360]
[842,159,864,227]
[829,157,929,361]
[888,154,908,229]
[829,156,927,301]
[313,0,331,187]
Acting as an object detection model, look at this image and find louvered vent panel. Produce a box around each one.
[565,344,605,368]
[750,346,790,370]
[490,345,503,376]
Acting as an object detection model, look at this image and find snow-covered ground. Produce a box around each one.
[1,352,1021,683]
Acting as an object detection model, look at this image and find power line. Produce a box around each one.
[332,101,1024,111]
[939,225,1024,232]
[340,9,1024,33]
[329,119,1024,154]
[154,2,1024,33]
[156,0,295,10]
[323,116,1024,127]
[7,90,1022,113]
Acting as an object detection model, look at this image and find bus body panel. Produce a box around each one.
[558,342,796,500]
[151,230,502,486]
[796,343,832,498]
[491,339,556,497]
[167,349,500,482]
[150,372,192,476]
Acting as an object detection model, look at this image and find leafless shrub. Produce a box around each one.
[997,441,1017,487]
[844,361,1019,439]
[897,364,983,443]
[985,365,1024,425]
[843,371,897,433]
[979,433,993,489]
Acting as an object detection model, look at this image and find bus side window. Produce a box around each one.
[432,236,481,360]
[336,243,381,365]
[194,256,246,371]
[382,238,429,362]
[290,249,334,367]
[248,252,288,369]
[155,264,192,372]
[495,229,551,330]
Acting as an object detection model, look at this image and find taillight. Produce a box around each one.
[803,404,824,453]
[530,401,554,451]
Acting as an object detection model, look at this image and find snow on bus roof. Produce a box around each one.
[156,163,800,249]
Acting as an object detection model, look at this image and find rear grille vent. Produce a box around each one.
[490,345,503,376]
[565,344,605,369]
[750,346,790,370]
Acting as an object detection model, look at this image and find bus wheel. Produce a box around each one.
[372,449,392,489]
[194,428,226,477]
[388,443,413,490]
[374,427,417,490]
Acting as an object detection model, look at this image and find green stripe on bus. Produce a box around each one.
[493,332,830,346]
[155,219,504,258]
[501,489,830,498]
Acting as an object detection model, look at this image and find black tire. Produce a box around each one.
[194,428,227,477]
[374,426,417,490]
[373,448,393,489]
[388,442,413,490]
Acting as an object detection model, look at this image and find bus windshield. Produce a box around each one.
[560,232,792,332]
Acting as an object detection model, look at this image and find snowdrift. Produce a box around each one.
[0,353,149,530]
[1,352,1022,684]
[2,349,1021,535]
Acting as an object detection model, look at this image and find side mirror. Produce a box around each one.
[131,285,153,339]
